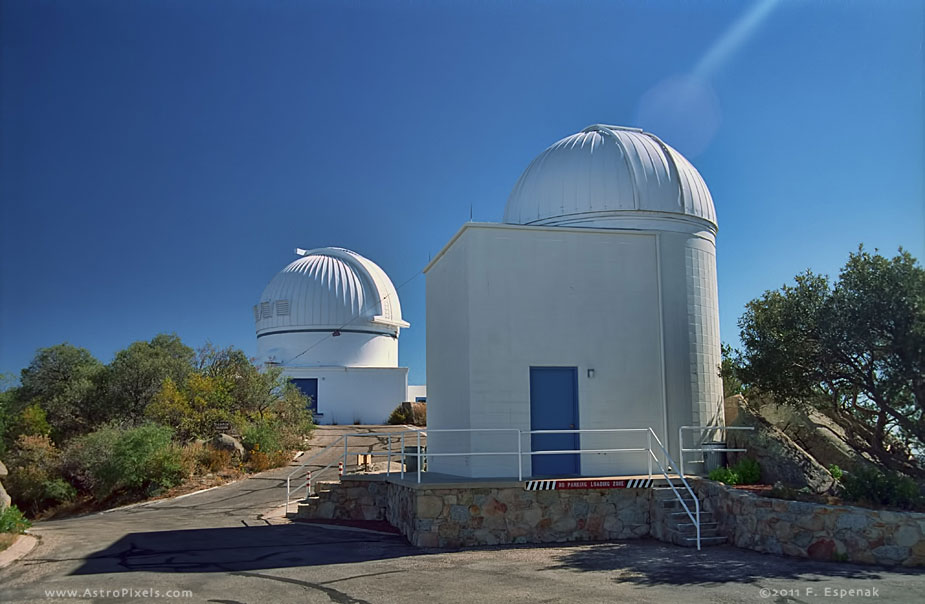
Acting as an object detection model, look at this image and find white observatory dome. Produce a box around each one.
[503,124,716,230]
[255,247,408,368]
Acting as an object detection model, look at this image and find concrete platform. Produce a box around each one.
[342,471,693,490]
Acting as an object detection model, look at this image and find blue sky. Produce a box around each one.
[1,0,922,385]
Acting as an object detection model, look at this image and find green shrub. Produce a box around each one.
[66,424,189,499]
[5,435,76,514]
[708,466,740,485]
[708,458,761,486]
[0,505,31,534]
[241,419,284,454]
[828,464,843,481]
[839,466,922,510]
[733,458,761,484]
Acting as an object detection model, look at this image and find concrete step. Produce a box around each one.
[656,497,697,509]
[671,521,718,535]
[669,511,713,523]
[670,526,722,539]
[652,487,698,501]
[672,534,728,548]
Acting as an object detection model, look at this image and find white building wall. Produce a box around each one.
[407,385,427,401]
[257,331,398,368]
[425,234,472,476]
[426,222,722,478]
[282,366,407,425]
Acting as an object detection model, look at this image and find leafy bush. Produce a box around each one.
[0,505,31,534]
[734,458,761,484]
[828,464,844,481]
[5,435,76,514]
[708,458,761,486]
[66,424,190,499]
[838,466,922,510]
[708,466,740,485]
[242,420,284,454]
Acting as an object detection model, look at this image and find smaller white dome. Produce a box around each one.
[503,124,716,229]
[255,247,408,337]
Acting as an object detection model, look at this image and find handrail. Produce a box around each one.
[645,428,701,550]
[284,426,705,550]
[678,425,755,476]
[284,429,426,514]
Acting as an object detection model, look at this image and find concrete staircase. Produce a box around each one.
[652,487,727,548]
[294,481,339,520]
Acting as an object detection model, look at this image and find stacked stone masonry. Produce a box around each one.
[297,477,925,566]
[695,480,925,567]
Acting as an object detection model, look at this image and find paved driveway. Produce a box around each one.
[2,430,924,603]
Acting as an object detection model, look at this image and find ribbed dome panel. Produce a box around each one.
[255,247,405,335]
[503,125,716,228]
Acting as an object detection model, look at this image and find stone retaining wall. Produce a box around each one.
[304,478,650,548]
[695,480,925,567]
[388,483,650,548]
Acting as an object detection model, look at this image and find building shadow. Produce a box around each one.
[542,539,925,586]
[70,523,419,576]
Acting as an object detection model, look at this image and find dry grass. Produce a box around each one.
[0,533,18,552]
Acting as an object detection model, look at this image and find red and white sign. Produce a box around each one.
[525,478,653,491]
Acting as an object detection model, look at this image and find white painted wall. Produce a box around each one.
[425,222,723,478]
[257,331,398,368]
[282,366,408,425]
[408,385,427,401]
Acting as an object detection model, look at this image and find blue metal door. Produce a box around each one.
[529,367,580,476]
[290,378,318,414]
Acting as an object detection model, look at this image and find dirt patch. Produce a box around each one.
[732,484,773,493]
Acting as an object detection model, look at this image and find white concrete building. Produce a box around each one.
[255,247,410,425]
[425,124,724,478]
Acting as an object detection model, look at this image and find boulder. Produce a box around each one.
[725,396,835,493]
[211,433,246,458]
[0,480,9,511]
[0,459,8,510]
[757,400,878,473]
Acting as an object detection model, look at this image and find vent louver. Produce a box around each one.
[275,300,290,316]
[260,301,272,319]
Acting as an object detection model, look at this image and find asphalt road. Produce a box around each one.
[2,428,923,603]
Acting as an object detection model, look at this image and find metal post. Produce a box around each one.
[305,471,311,499]
[400,432,406,479]
[647,430,652,479]
[343,435,349,478]
[416,430,422,483]
[387,435,392,476]
[678,427,685,477]
[286,476,290,515]
[517,430,523,481]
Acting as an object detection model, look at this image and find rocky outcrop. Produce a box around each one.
[757,400,878,473]
[211,434,245,459]
[725,396,835,493]
[0,460,9,510]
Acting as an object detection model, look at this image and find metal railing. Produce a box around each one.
[678,425,755,477]
[284,426,710,549]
